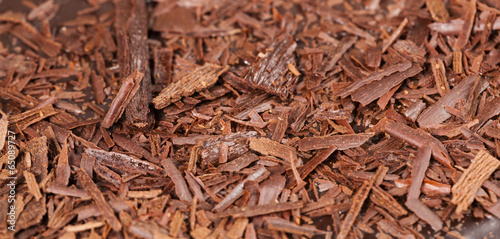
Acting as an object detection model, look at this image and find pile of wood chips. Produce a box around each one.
[0,0,500,238]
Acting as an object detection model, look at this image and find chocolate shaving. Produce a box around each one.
[200,131,257,166]
[379,119,452,168]
[370,184,408,217]
[454,0,476,50]
[452,150,500,214]
[417,75,486,127]
[115,0,153,129]
[101,70,144,128]
[112,133,158,163]
[351,64,422,106]
[298,133,374,151]
[84,148,163,175]
[244,33,298,99]
[76,168,122,231]
[264,217,322,237]
[425,0,450,22]
[405,199,443,231]
[249,137,297,162]
[338,60,412,98]
[153,63,229,109]
[408,146,432,200]
[217,152,259,172]
[213,167,269,212]
[216,202,303,218]
[161,157,193,202]
[337,179,373,239]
